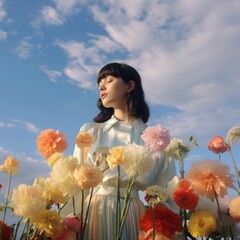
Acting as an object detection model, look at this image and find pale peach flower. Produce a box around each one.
[0,155,19,175]
[37,128,67,159]
[48,152,65,167]
[73,163,103,189]
[50,155,80,197]
[122,143,154,177]
[106,146,125,169]
[33,177,68,204]
[186,159,234,199]
[74,131,95,148]
[32,210,63,238]
[63,214,81,232]
[10,184,46,219]
[229,196,240,222]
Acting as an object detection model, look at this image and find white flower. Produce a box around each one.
[165,176,180,199]
[50,154,81,197]
[226,126,240,145]
[122,143,154,177]
[165,138,190,160]
[195,196,218,218]
[10,184,46,219]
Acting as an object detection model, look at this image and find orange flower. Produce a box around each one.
[173,179,199,210]
[37,129,68,159]
[0,155,19,174]
[74,131,95,148]
[229,196,240,222]
[186,159,234,199]
[208,136,229,154]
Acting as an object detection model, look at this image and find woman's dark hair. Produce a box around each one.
[93,62,150,123]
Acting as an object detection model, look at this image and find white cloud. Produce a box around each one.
[14,37,34,59]
[39,65,62,83]
[0,0,6,22]
[0,28,7,40]
[10,119,40,133]
[40,6,63,25]
[0,121,15,128]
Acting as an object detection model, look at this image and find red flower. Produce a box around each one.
[173,179,199,210]
[0,221,13,240]
[0,183,2,191]
[140,206,182,239]
[208,136,229,154]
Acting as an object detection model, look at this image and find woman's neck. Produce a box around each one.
[114,109,136,122]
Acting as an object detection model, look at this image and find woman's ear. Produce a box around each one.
[127,80,135,93]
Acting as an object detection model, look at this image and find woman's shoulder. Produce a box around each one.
[79,122,101,135]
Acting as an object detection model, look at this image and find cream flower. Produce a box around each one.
[32,210,63,238]
[92,146,109,167]
[122,143,154,177]
[48,152,65,167]
[73,162,103,189]
[50,155,80,197]
[0,155,19,175]
[226,126,240,145]
[145,185,168,206]
[33,177,68,204]
[106,146,125,169]
[165,138,190,160]
[75,131,95,148]
[10,184,46,219]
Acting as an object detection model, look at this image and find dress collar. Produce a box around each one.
[101,115,146,133]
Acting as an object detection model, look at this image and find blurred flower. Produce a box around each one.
[195,196,218,218]
[188,210,217,238]
[54,225,75,240]
[0,183,2,191]
[75,131,95,148]
[145,185,168,206]
[138,229,171,240]
[37,129,68,159]
[33,177,68,204]
[106,146,125,169]
[141,124,170,159]
[173,179,199,210]
[0,155,19,175]
[208,136,229,154]
[140,205,182,239]
[10,184,46,219]
[92,146,109,167]
[63,214,81,232]
[48,152,65,167]
[165,176,179,199]
[165,138,190,161]
[32,210,63,238]
[229,196,240,222]
[50,155,80,197]
[186,159,234,199]
[226,125,240,145]
[123,143,154,177]
[73,162,103,189]
[0,220,13,240]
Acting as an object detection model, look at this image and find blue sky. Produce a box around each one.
[1,0,240,199]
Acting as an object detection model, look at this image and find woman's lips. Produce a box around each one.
[101,93,107,99]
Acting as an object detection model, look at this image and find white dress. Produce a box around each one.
[66,115,176,240]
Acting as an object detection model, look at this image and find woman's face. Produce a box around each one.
[98,75,130,109]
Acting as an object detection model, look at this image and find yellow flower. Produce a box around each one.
[73,162,103,189]
[32,210,63,238]
[0,155,19,175]
[188,210,217,238]
[75,131,95,148]
[106,146,125,169]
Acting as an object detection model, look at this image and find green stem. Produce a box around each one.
[79,189,85,240]
[14,216,23,239]
[116,175,136,240]
[116,166,121,238]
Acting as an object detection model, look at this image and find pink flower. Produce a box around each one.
[54,225,75,240]
[229,196,240,222]
[63,215,81,232]
[142,125,170,152]
[208,136,229,154]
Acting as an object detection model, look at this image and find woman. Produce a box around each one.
[73,62,176,239]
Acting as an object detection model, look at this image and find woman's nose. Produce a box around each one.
[99,82,106,91]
